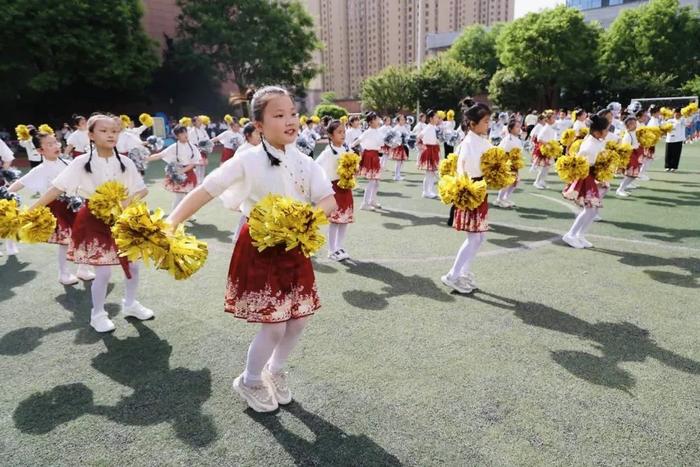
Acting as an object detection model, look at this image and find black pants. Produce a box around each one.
[525,125,535,140]
[443,144,454,157]
[29,160,42,168]
[665,141,683,169]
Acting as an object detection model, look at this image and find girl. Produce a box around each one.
[665,108,689,172]
[532,110,557,189]
[572,108,588,137]
[495,118,524,208]
[489,113,506,146]
[116,116,148,156]
[616,116,643,197]
[442,110,457,155]
[417,109,441,198]
[19,125,43,168]
[166,86,336,413]
[65,114,90,158]
[31,114,153,333]
[316,120,354,261]
[238,122,262,153]
[441,98,492,295]
[1,136,18,256]
[561,114,610,249]
[390,114,410,181]
[354,112,384,211]
[379,115,393,169]
[211,119,242,164]
[8,129,94,284]
[147,125,201,212]
[528,114,546,171]
[639,105,662,181]
[188,116,211,183]
[345,116,362,153]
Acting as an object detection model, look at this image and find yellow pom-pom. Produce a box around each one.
[681,102,698,118]
[592,149,618,182]
[15,124,30,141]
[248,194,329,258]
[38,124,54,135]
[158,226,208,280]
[660,107,674,119]
[568,139,583,157]
[299,116,308,125]
[438,175,487,211]
[179,117,192,127]
[540,140,563,159]
[239,117,250,126]
[337,152,361,190]
[89,181,129,226]
[0,199,21,240]
[199,115,211,126]
[436,110,446,120]
[439,153,458,178]
[310,115,320,124]
[339,115,348,124]
[446,109,455,121]
[555,155,590,183]
[560,128,576,147]
[636,126,660,148]
[119,115,132,129]
[658,122,673,135]
[139,113,154,127]
[480,147,515,189]
[17,206,56,243]
[112,201,170,267]
[508,147,524,170]
[577,127,589,138]
[224,114,234,124]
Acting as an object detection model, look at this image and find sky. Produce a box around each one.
[515,0,566,18]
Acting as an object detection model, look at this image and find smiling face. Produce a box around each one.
[254,94,299,148]
[36,135,61,160]
[89,117,120,150]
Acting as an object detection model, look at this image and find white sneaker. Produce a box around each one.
[616,190,630,197]
[459,271,477,290]
[336,249,350,260]
[90,310,116,333]
[327,251,340,261]
[360,203,375,211]
[121,300,154,320]
[59,273,79,286]
[562,234,584,249]
[638,174,650,181]
[578,236,593,248]
[371,201,382,209]
[594,214,602,222]
[233,374,278,413]
[76,265,95,281]
[441,274,474,294]
[504,200,515,208]
[262,366,292,405]
[533,183,546,190]
[494,199,507,208]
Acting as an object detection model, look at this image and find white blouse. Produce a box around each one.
[20,139,42,162]
[573,120,587,135]
[217,129,244,149]
[355,128,385,151]
[52,153,146,198]
[498,134,524,153]
[647,116,661,127]
[116,126,147,154]
[530,123,543,141]
[316,144,349,182]
[160,142,202,166]
[536,124,557,143]
[621,129,639,149]
[457,131,492,179]
[202,141,334,215]
[442,120,456,131]
[413,122,427,135]
[666,118,686,143]
[577,134,606,166]
[66,129,90,153]
[345,127,362,147]
[187,126,210,144]
[0,138,14,163]
[18,158,70,194]
[419,124,439,145]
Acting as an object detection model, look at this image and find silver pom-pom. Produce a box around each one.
[0,168,22,183]
[442,129,459,147]
[127,146,150,173]
[58,193,85,212]
[146,135,164,152]
[197,139,214,154]
[0,186,20,204]
[403,133,417,149]
[296,135,315,156]
[383,128,402,148]
[165,163,187,184]
[436,127,445,143]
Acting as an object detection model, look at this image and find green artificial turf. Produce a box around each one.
[1,142,698,466]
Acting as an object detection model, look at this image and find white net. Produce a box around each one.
[631,96,698,110]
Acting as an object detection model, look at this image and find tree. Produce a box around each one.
[496,6,602,109]
[360,65,417,114]
[600,0,700,101]
[414,56,483,112]
[175,0,321,91]
[681,76,700,97]
[488,69,541,111]
[314,104,348,119]
[448,23,504,88]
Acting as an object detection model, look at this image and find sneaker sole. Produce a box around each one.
[441,276,473,294]
[233,377,278,413]
[261,372,292,405]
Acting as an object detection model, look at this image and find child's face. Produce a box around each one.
[471,114,490,135]
[330,125,345,146]
[176,131,188,143]
[37,135,61,159]
[369,118,380,128]
[351,120,360,128]
[398,115,405,125]
[510,121,522,136]
[626,120,637,131]
[248,129,261,146]
[429,115,438,125]
[384,117,391,126]
[256,95,299,146]
[77,118,87,130]
[546,115,556,125]
[90,119,120,149]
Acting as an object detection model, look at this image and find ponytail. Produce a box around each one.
[260,139,281,167]
[84,142,95,173]
[113,148,127,173]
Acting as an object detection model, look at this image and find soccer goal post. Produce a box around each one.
[631,95,698,109]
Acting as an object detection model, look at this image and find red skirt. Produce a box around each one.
[563,174,602,208]
[220,147,235,164]
[164,168,197,193]
[360,149,381,180]
[417,144,440,171]
[199,150,208,165]
[641,146,655,161]
[453,195,489,232]
[224,224,320,323]
[328,180,354,224]
[71,151,85,158]
[390,146,408,161]
[47,199,76,245]
[70,202,131,277]
[624,147,643,177]
[532,142,551,167]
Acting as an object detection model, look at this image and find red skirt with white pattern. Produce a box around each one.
[390,146,408,161]
[164,168,197,193]
[417,144,440,171]
[69,202,131,277]
[47,199,76,246]
[532,142,552,167]
[623,147,643,177]
[328,180,354,224]
[220,147,235,164]
[360,149,381,180]
[224,224,320,323]
[453,194,489,233]
[562,174,602,208]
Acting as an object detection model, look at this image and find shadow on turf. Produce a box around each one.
[600,219,698,243]
[0,256,37,302]
[187,221,235,243]
[378,207,451,231]
[340,260,455,310]
[592,248,699,288]
[247,402,401,466]
[13,321,216,447]
[487,224,559,249]
[469,292,700,393]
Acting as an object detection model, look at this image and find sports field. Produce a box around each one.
[1,144,698,466]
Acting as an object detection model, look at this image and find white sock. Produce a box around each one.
[618,176,633,192]
[428,171,437,195]
[370,180,380,205]
[394,161,403,178]
[195,165,205,184]
[5,240,18,254]
[535,166,549,186]
[448,232,483,278]
[579,207,599,237]
[124,262,140,306]
[336,223,348,251]
[497,188,506,201]
[172,192,186,212]
[567,207,596,237]
[328,224,339,253]
[58,245,69,276]
[363,182,372,205]
[267,317,310,374]
[243,322,287,385]
[506,184,516,199]
[91,266,112,315]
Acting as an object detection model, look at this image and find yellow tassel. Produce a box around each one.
[157,226,208,280]
[310,115,320,124]
[559,128,576,147]
[592,149,618,181]
[446,109,455,121]
[438,175,487,211]
[577,127,589,138]
[636,127,660,148]
[17,206,56,243]
[224,114,234,124]
[0,199,22,240]
[89,181,129,226]
[681,102,698,118]
[339,115,348,124]
[139,113,154,127]
[568,139,583,157]
[540,140,563,159]
[38,124,54,135]
[480,147,515,189]
[337,152,361,190]
[660,107,674,119]
[248,194,329,258]
[436,110,446,120]
[120,115,132,128]
[555,155,589,183]
[658,122,673,135]
[508,147,525,171]
[199,115,211,126]
[438,153,458,178]
[179,117,192,127]
[239,117,250,126]
[299,116,308,125]
[112,201,170,267]
[15,124,30,141]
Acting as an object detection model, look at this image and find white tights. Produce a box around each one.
[394,161,403,179]
[618,176,634,192]
[243,317,310,384]
[448,232,485,278]
[566,206,598,238]
[328,223,348,253]
[58,245,69,276]
[498,184,516,201]
[534,166,549,186]
[363,180,379,206]
[422,171,437,196]
[90,263,141,317]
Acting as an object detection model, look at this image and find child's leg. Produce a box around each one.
[91,265,112,314]
[362,182,372,206]
[336,223,348,251]
[447,232,481,278]
[327,224,338,253]
[5,240,19,255]
[243,322,287,385]
[267,317,310,374]
[124,262,140,307]
[57,245,70,277]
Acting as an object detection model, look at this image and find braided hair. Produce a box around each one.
[83,114,126,174]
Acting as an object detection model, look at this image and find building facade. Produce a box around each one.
[566,0,699,27]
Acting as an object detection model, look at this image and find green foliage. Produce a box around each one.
[448,24,504,88]
[314,104,348,119]
[360,65,418,114]
[320,92,337,104]
[681,75,700,97]
[414,55,483,112]
[175,0,320,90]
[488,69,541,111]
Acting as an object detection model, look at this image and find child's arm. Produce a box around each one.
[7,181,24,192]
[31,186,63,209]
[316,194,337,216]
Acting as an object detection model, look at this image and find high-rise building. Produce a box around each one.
[566,0,699,28]
[304,0,514,104]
